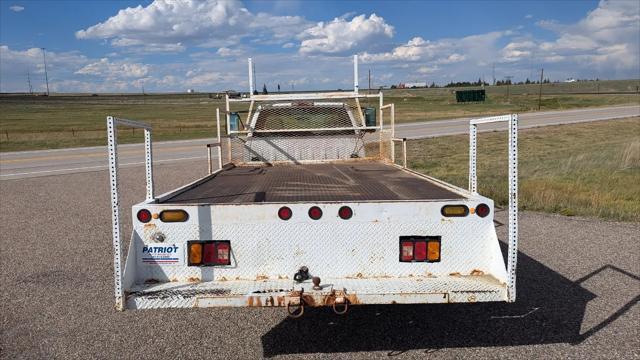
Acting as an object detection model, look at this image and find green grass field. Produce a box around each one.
[402,117,640,222]
[0,79,638,152]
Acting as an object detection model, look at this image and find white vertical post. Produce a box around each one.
[248,58,254,96]
[207,146,212,174]
[379,92,384,127]
[402,139,407,169]
[390,103,395,163]
[144,129,154,201]
[106,116,124,310]
[225,95,232,163]
[469,123,478,193]
[216,108,222,169]
[507,114,519,302]
[353,55,359,94]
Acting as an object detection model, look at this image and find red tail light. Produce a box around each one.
[308,206,322,220]
[414,241,427,261]
[137,209,152,223]
[278,206,292,220]
[476,203,490,217]
[188,241,231,266]
[338,206,353,220]
[203,243,216,264]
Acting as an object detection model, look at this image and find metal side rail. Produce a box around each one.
[469,114,518,302]
[107,116,154,310]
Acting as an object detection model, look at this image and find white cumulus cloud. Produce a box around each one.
[76,0,308,53]
[9,5,24,12]
[75,58,149,78]
[299,14,394,54]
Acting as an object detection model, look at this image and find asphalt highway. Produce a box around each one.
[1,159,638,359]
[1,105,638,180]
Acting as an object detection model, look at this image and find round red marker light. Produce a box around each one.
[476,203,490,218]
[137,209,152,223]
[338,206,353,220]
[308,206,323,220]
[278,206,292,220]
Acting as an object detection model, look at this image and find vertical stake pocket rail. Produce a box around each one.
[106,116,154,310]
[468,114,518,302]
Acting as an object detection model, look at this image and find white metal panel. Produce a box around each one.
[127,199,506,287]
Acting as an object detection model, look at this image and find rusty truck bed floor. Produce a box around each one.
[159,161,465,204]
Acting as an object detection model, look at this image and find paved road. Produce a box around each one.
[1,105,638,180]
[1,160,638,359]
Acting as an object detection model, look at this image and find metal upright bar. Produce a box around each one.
[467,113,519,301]
[402,139,407,168]
[391,103,396,163]
[507,114,519,302]
[106,116,124,310]
[144,129,154,201]
[469,123,477,193]
[353,55,359,94]
[226,95,232,163]
[105,116,153,310]
[216,108,222,169]
[207,146,212,174]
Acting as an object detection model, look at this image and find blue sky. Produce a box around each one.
[1,0,638,93]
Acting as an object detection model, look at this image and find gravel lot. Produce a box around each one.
[1,160,639,359]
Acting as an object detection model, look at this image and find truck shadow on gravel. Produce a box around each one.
[261,243,640,357]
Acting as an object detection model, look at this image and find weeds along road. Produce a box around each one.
[1,158,638,359]
[1,104,638,180]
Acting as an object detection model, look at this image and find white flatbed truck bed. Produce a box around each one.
[106,57,519,316]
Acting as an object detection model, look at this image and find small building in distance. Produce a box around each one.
[187,88,195,93]
[398,82,427,89]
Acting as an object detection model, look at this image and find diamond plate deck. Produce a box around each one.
[160,161,464,204]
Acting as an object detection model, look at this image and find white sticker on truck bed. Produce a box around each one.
[139,244,184,266]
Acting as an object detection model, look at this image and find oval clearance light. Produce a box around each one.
[159,210,189,222]
[137,209,152,223]
[441,205,469,217]
[338,206,353,220]
[278,206,292,220]
[476,203,490,218]
[308,206,323,220]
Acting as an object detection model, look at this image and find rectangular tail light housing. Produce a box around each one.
[399,236,441,263]
[188,241,231,266]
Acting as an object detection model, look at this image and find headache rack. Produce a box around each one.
[204,56,401,168]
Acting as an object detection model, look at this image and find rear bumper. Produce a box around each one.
[126,275,507,310]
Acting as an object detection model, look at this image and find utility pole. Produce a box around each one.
[504,75,513,103]
[368,69,371,95]
[27,71,33,94]
[492,63,496,85]
[41,48,50,96]
[537,68,544,110]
